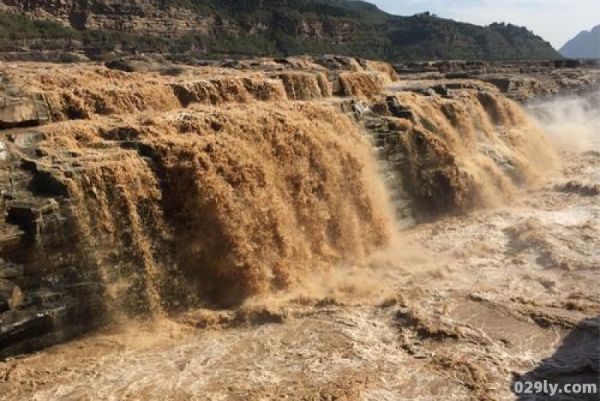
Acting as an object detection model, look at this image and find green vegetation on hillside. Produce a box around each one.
[0,13,78,40]
[0,0,560,61]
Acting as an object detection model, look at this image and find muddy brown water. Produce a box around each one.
[0,148,598,401]
[0,66,598,401]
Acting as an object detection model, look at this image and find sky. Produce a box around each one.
[370,0,600,49]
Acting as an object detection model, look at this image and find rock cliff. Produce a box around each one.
[0,0,560,61]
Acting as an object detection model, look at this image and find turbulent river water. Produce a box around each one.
[0,69,598,401]
[2,148,598,401]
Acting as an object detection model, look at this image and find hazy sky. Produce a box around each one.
[370,0,599,49]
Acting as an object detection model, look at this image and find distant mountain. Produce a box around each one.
[560,25,600,59]
[0,0,560,61]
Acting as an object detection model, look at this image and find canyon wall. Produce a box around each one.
[0,0,560,61]
[0,0,212,35]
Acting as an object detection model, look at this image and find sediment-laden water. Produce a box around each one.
[0,61,598,401]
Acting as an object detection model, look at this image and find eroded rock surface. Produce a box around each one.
[395,59,600,101]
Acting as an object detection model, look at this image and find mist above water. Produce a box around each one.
[527,92,600,151]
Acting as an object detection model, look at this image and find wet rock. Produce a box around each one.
[0,97,50,129]
[314,55,362,72]
[387,96,415,121]
[100,126,141,141]
[104,58,156,74]
[0,310,53,352]
[514,317,600,401]
[0,260,23,280]
[483,77,516,92]
[431,85,450,96]
[9,131,44,149]
[0,224,23,253]
[0,281,106,359]
[104,59,136,72]
[6,199,60,242]
[480,75,543,100]
[30,169,68,197]
[0,280,23,311]
[352,100,370,117]
[0,141,7,162]
[557,181,600,197]
[406,87,437,97]
[445,72,472,79]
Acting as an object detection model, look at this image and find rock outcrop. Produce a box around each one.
[0,96,50,128]
[394,59,600,101]
[0,0,560,62]
[0,0,210,35]
[0,129,105,359]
